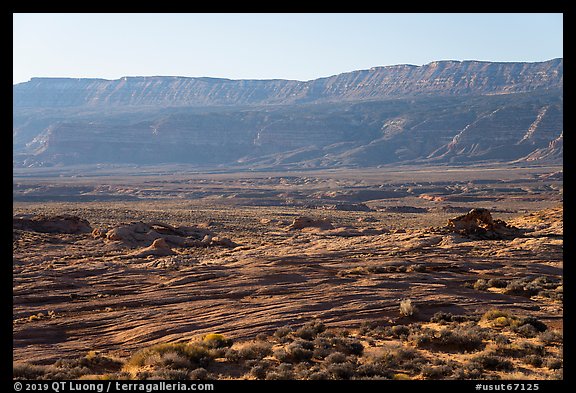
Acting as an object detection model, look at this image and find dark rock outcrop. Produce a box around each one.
[13,214,92,234]
[13,59,562,169]
[288,217,334,230]
[379,206,428,213]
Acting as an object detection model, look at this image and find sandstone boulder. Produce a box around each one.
[445,208,522,240]
[209,236,238,248]
[129,238,175,258]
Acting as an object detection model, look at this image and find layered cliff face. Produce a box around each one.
[14,59,563,108]
[13,59,563,169]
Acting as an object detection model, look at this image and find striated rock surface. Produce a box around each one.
[13,203,563,365]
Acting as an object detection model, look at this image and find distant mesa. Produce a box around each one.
[14,59,563,108]
[13,58,562,169]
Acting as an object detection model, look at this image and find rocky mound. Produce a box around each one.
[444,208,523,240]
[92,221,237,249]
[13,214,92,234]
[128,238,175,258]
[288,216,334,230]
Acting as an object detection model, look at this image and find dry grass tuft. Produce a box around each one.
[400,299,417,317]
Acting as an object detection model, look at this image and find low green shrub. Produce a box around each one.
[539,330,563,346]
[324,352,348,364]
[125,342,211,369]
[469,354,514,371]
[274,326,293,343]
[237,342,273,360]
[13,363,47,380]
[390,325,410,338]
[410,325,485,352]
[189,368,209,380]
[294,321,326,340]
[474,279,489,291]
[487,278,508,288]
[325,362,355,379]
[202,333,232,348]
[265,363,294,380]
[421,364,453,379]
[545,358,563,370]
[524,354,543,368]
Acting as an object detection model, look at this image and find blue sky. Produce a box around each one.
[13,13,563,84]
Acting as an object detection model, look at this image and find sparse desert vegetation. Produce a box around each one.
[14,313,564,380]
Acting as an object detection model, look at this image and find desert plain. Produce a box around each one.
[13,163,563,380]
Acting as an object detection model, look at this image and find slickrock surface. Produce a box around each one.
[13,205,562,364]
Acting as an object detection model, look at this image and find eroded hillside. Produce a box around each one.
[13,59,562,168]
